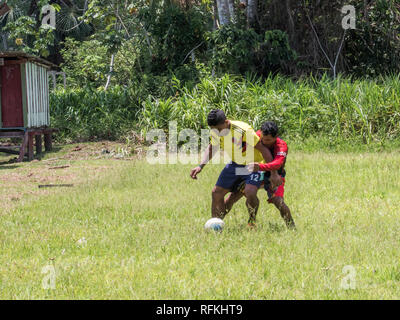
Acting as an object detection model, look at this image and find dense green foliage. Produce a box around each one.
[2,1,399,145]
[139,4,210,74]
[344,0,400,76]
[207,26,297,76]
[2,1,399,77]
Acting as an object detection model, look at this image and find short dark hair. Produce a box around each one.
[261,121,278,137]
[207,109,226,126]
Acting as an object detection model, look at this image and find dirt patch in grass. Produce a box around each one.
[44,141,136,161]
[0,141,134,214]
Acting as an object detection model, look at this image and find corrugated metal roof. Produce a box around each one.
[0,51,58,69]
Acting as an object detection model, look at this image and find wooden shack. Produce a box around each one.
[0,51,57,161]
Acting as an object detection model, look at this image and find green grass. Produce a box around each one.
[1,144,400,299]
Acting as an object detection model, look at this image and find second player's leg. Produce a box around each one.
[269,196,296,229]
[223,190,244,218]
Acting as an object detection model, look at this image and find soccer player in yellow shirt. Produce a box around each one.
[190,109,281,226]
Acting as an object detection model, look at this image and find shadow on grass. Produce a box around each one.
[0,163,20,169]
[266,222,287,233]
[225,221,287,234]
[0,145,63,166]
[34,146,63,160]
[0,153,20,168]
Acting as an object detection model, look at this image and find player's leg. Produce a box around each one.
[269,196,296,230]
[211,185,230,219]
[264,177,296,229]
[223,170,262,223]
[264,175,296,229]
[242,171,264,225]
[243,183,260,225]
[223,179,266,220]
[212,162,242,219]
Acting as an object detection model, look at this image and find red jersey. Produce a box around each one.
[256,130,288,172]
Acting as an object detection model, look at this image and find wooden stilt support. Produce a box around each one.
[44,132,52,151]
[1,128,57,162]
[28,132,34,161]
[18,131,29,162]
[35,134,43,154]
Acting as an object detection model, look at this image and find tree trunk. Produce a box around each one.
[364,0,369,23]
[216,0,231,26]
[227,0,236,23]
[247,0,257,27]
[1,33,8,50]
[286,0,295,39]
[213,0,220,29]
[105,54,115,91]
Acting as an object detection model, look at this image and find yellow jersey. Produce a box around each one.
[210,120,264,165]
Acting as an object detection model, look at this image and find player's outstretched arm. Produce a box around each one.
[190,144,218,180]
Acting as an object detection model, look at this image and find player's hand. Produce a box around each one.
[190,166,202,179]
[270,171,282,190]
[246,162,260,173]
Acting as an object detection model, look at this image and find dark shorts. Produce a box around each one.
[264,171,286,202]
[216,162,264,191]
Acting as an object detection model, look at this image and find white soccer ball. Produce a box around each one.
[204,218,225,232]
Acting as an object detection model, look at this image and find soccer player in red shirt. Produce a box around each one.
[225,121,296,229]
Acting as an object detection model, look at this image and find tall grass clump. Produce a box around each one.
[140,74,400,143]
[50,86,142,142]
[51,74,400,145]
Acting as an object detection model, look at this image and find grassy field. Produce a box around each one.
[0,142,399,299]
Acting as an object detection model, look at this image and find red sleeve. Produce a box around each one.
[259,156,286,171]
[258,138,288,171]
